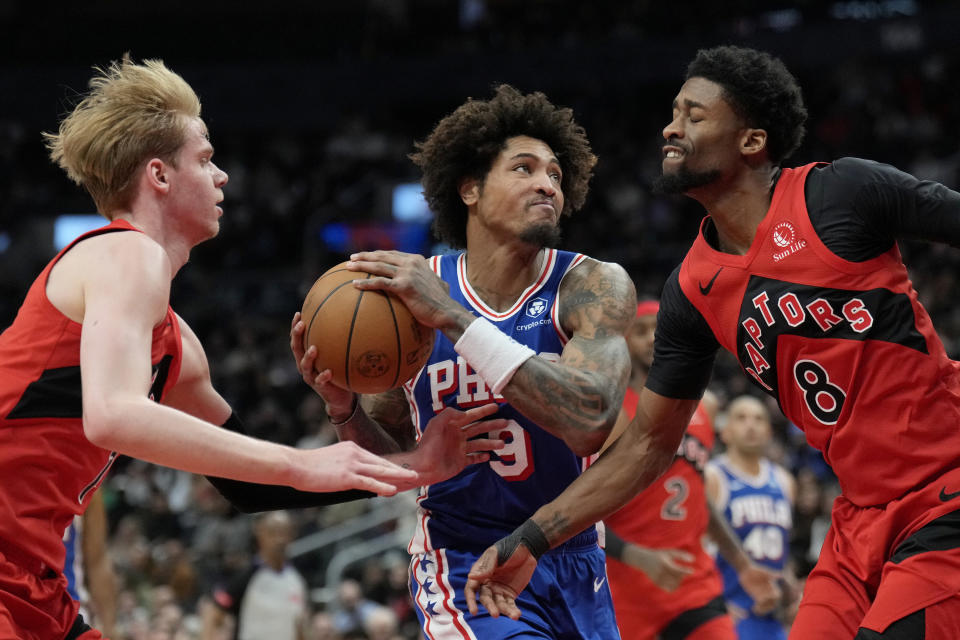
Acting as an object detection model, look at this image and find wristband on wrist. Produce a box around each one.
[496,518,551,564]
[328,394,360,426]
[454,317,535,394]
[604,532,627,561]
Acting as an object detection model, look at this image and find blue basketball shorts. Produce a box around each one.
[735,613,787,640]
[409,544,620,640]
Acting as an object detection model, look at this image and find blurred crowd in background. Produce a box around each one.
[3,1,960,638]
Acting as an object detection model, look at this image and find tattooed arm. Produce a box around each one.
[498,258,634,456]
[331,387,416,455]
[344,251,634,457]
[290,320,507,488]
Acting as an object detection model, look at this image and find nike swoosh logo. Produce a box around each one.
[593,577,606,592]
[939,486,960,502]
[698,267,723,296]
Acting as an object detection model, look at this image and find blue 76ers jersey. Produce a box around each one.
[404,249,598,554]
[711,455,792,612]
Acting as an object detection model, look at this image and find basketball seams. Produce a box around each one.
[303,278,362,352]
[343,273,372,390]
[382,294,403,389]
[301,261,433,393]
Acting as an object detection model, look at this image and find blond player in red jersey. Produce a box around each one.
[602,301,778,640]
[0,56,502,640]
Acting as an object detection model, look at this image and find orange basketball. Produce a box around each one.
[300,261,435,394]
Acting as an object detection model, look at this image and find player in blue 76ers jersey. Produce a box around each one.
[706,396,795,640]
[292,85,635,639]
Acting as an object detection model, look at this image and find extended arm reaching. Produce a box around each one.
[464,389,698,619]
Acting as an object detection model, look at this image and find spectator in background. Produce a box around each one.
[363,606,401,640]
[308,611,340,640]
[203,511,308,640]
[331,579,379,638]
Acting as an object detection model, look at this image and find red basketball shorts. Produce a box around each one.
[790,468,960,639]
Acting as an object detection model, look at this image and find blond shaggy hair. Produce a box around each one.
[44,55,202,216]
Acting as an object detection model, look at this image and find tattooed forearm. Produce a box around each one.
[500,329,632,455]
[536,511,572,546]
[363,388,416,449]
[334,388,413,454]
[495,261,635,455]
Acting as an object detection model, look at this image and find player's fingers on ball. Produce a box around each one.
[351,275,396,291]
[298,344,316,368]
[291,325,305,351]
[350,250,394,263]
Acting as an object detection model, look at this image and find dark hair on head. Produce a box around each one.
[686,45,807,164]
[410,84,597,249]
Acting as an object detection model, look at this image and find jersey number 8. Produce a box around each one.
[793,359,846,425]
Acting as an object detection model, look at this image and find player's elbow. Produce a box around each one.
[82,410,122,449]
[570,437,605,458]
[567,417,616,457]
[82,398,138,449]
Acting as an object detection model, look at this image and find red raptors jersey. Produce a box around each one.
[678,162,960,508]
[606,390,724,632]
[0,219,182,571]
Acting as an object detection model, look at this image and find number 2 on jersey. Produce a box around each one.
[488,420,534,481]
[661,476,689,521]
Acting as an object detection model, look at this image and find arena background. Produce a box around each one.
[2,1,960,638]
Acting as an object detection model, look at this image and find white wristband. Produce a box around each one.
[454,317,535,394]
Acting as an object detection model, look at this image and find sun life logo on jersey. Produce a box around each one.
[772,222,795,248]
[771,221,807,262]
[526,297,548,318]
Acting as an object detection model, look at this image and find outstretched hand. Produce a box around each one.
[413,404,506,485]
[296,440,418,496]
[464,539,538,620]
